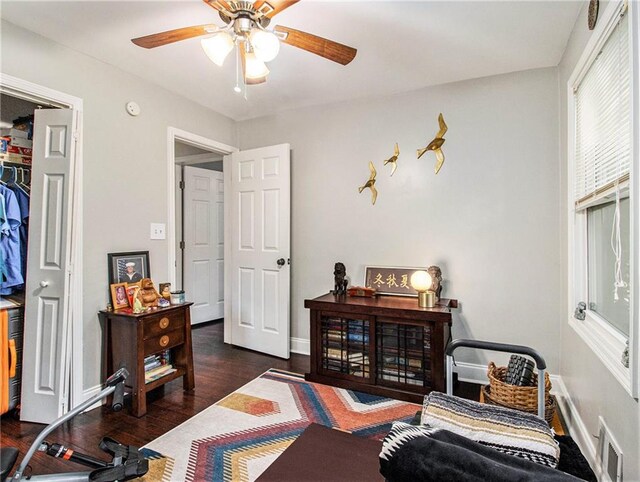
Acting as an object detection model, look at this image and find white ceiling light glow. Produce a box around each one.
[200,27,278,88]
[249,28,280,62]
[244,51,270,79]
[201,32,234,66]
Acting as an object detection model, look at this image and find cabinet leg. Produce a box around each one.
[132,387,147,417]
[183,369,195,391]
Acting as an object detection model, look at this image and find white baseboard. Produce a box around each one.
[551,376,598,473]
[453,361,489,384]
[290,337,310,355]
[453,361,561,395]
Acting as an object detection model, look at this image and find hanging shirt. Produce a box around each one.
[0,185,23,295]
[0,190,7,283]
[9,186,29,284]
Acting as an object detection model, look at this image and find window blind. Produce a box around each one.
[574,11,631,209]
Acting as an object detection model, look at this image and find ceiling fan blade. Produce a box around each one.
[253,0,300,18]
[274,25,356,65]
[202,0,233,13]
[240,46,268,85]
[131,25,217,49]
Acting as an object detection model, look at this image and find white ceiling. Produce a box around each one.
[0,1,582,121]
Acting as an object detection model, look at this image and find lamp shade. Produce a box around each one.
[410,271,431,292]
[201,32,234,66]
[244,51,270,79]
[250,29,280,62]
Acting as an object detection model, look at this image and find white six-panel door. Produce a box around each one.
[227,144,290,359]
[21,108,76,423]
[183,166,224,324]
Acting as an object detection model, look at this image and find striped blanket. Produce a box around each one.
[420,391,560,468]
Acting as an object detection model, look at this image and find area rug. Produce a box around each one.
[141,369,419,481]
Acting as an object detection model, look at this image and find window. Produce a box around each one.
[587,197,630,337]
[568,0,637,395]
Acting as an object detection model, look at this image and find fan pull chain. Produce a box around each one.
[234,43,242,93]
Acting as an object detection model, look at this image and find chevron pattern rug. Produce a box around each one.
[141,369,419,481]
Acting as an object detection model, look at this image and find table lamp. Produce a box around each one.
[410,270,435,308]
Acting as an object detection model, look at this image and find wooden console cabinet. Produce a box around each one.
[99,303,195,417]
[305,293,456,403]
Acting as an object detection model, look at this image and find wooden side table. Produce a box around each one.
[99,302,195,417]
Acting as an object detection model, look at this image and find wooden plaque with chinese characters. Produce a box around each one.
[364,266,425,296]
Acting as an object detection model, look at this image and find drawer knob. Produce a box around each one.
[159,317,170,329]
[159,335,170,347]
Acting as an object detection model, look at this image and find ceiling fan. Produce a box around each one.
[131,0,357,87]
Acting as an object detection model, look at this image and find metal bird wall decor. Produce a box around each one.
[417,113,448,174]
[358,161,378,205]
[383,143,400,176]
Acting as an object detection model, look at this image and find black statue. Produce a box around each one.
[333,262,348,295]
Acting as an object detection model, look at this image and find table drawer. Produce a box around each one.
[144,328,185,355]
[143,311,185,340]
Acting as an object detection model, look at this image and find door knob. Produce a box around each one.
[277,258,286,267]
[40,281,49,288]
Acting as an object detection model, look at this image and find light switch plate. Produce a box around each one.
[150,223,166,240]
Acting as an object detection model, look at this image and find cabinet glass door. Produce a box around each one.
[376,321,431,390]
[320,315,370,379]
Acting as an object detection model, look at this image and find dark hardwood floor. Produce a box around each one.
[0,321,478,477]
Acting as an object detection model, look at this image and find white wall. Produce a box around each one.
[238,67,563,371]
[0,20,237,389]
[558,3,640,480]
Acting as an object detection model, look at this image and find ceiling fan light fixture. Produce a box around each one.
[244,51,270,79]
[201,31,235,66]
[249,28,280,62]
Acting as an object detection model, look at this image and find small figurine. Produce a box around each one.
[383,143,400,176]
[358,161,378,205]
[427,265,443,301]
[417,113,448,174]
[138,278,161,308]
[333,262,348,296]
[574,302,587,321]
[133,297,145,314]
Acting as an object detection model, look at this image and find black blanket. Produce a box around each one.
[380,428,583,482]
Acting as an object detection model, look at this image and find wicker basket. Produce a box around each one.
[482,384,556,425]
[487,361,552,412]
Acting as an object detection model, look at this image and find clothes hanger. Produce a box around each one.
[18,167,30,195]
[11,166,29,196]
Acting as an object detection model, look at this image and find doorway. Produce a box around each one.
[167,128,236,339]
[175,143,224,324]
[0,73,83,422]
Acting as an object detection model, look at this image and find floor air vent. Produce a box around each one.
[597,417,623,482]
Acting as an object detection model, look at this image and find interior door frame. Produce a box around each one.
[166,127,237,343]
[0,73,84,410]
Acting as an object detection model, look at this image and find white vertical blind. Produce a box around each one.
[574,11,631,209]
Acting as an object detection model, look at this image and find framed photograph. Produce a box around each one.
[126,285,140,308]
[108,251,150,285]
[364,266,427,297]
[159,282,172,299]
[110,282,129,310]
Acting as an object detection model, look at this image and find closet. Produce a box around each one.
[0,93,55,417]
